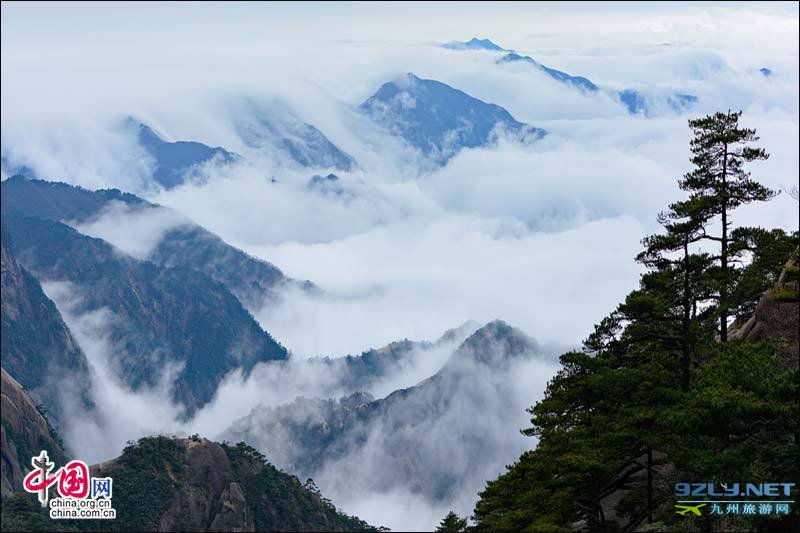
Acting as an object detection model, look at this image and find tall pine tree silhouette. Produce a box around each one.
[669,110,774,341]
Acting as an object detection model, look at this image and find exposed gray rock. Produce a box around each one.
[1,368,67,499]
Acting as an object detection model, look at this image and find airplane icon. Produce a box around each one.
[675,503,706,516]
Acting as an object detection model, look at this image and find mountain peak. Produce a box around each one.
[127,118,236,189]
[442,37,506,51]
[360,75,545,164]
[306,173,354,200]
[436,320,482,344]
[96,436,374,531]
[498,51,534,64]
[467,37,504,50]
[5,174,30,183]
[450,320,539,367]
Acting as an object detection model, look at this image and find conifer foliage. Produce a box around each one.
[671,110,775,341]
[464,111,798,532]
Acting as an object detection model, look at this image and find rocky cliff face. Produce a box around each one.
[729,248,799,368]
[1,227,90,421]
[1,368,67,499]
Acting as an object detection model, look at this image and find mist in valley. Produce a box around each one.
[2,2,798,530]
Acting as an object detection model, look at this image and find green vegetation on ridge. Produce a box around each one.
[1,436,378,532]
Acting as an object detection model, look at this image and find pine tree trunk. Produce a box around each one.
[647,445,653,524]
[720,131,729,342]
[681,240,691,391]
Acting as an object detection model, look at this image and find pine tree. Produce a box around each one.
[436,511,467,532]
[670,110,775,341]
[636,211,714,391]
[726,227,799,319]
[470,111,795,532]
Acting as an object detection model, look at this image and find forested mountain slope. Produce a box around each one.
[1,436,377,532]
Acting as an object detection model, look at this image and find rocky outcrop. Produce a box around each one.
[209,482,254,532]
[2,435,374,531]
[1,368,67,499]
[85,436,374,532]
[150,438,235,531]
[576,250,800,532]
[729,249,799,368]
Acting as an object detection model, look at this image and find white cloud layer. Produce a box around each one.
[3,2,799,530]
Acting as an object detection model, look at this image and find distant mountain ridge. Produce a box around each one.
[234,101,357,172]
[1,175,310,309]
[307,320,480,394]
[132,120,237,190]
[617,89,698,116]
[498,52,599,93]
[442,37,506,51]
[360,73,545,165]
[446,36,698,116]
[224,320,544,503]
[135,104,358,177]
[3,212,289,414]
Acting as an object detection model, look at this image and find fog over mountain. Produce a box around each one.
[223,321,558,529]
[360,73,546,165]
[132,119,238,189]
[1,2,798,531]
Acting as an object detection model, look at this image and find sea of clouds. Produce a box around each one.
[3,2,799,529]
